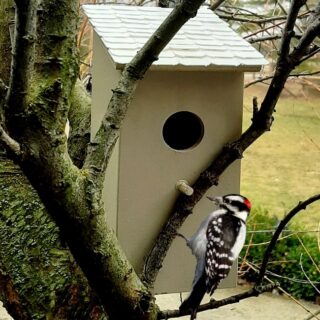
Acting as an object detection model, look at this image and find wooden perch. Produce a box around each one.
[176,180,193,196]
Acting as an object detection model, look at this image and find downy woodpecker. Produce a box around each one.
[179,194,251,319]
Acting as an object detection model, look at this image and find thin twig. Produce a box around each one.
[317,222,320,252]
[299,254,320,295]
[256,194,320,285]
[217,13,289,24]
[244,261,320,320]
[209,0,225,11]
[296,235,320,274]
[245,71,320,88]
[304,309,320,320]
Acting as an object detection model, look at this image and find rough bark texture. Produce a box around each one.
[0,147,106,320]
[68,79,91,168]
[0,0,13,85]
[0,3,106,319]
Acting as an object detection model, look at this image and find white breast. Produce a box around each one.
[231,221,246,258]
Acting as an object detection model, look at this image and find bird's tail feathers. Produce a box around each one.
[179,275,207,320]
[206,277,219,295]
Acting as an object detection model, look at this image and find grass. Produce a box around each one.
[241,82,320,229]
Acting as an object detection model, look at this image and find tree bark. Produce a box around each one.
[68,79,91,168]
[0,147,106,320]
[0,0,13,85]
[0,3,106,319]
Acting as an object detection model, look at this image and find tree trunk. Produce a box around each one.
[0,147,106,320]
[0,3,106,319]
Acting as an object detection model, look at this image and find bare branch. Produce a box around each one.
[245,70,320,88]
[289,4,320,65]
[256,194,320,285]
[299,47,320,64]
[297,235,320,274]
[0,125,21,155]
[217,13,289,24]
[209,0,225,11]
[248,33,302,44]
[278,0,307,62]
[299,254,320,295]
[158,283,277,319]
[243,11,309,41]
[304,309,320,320]
[244,261,320,320]
[220,5,261,18]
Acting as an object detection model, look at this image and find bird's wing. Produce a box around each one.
[205,214,242,294]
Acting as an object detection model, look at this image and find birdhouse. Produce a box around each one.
[83,5,267,294]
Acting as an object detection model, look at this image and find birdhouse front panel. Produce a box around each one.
[116,70,244,293]
[85,4,267,294]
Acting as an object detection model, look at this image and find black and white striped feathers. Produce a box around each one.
[179,194,251,320]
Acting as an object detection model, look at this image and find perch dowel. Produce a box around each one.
[176,180,194,196]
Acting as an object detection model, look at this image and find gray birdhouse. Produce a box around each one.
[83,4,267,294]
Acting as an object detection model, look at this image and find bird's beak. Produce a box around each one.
[206,196,223,206]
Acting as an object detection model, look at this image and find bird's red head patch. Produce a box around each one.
[244,198,252,211]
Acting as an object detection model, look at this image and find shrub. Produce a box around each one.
[240,206,320,301]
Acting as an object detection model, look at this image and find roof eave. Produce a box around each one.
[114,62,266,72]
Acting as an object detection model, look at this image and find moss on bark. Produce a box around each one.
[0,0,13,85]
[0,150,106,320]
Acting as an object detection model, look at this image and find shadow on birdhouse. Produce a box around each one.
[83,4,267,294]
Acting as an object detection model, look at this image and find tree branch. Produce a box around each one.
[289,3,320,65]
[256,194,320,285]
[83,0,209,184]
[6,0,37,117]
[217,13,289,24]
[245,70,320,88]
[248,33,302,44]
[158,283,277,319]
[67,79,91,168]
[209,0,226,11]
[278,0,306,62]
[0,124,21,155]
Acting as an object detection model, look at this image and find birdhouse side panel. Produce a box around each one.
[92,32,122,231]
[91,32,121,138]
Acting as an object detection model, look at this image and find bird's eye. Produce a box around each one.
[225,198,230,204]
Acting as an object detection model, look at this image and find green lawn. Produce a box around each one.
[241,83,320,228]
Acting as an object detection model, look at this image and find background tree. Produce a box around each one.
[0,0,319,319]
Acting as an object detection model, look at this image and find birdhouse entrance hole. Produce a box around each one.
[162,111,204,151]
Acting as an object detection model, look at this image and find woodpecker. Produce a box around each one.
[179,194,251,320]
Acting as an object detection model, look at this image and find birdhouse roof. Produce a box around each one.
[82,5,268,71]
